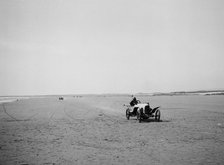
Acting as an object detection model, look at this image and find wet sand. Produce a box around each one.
[0,95,224,165]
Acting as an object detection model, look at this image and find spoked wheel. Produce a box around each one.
[137,108,143,123]
[155,109,161,122]
[126,108,130,120]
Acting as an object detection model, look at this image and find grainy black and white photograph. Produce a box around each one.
[0,0,224,164]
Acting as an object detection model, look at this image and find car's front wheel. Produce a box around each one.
[155,109,161,122]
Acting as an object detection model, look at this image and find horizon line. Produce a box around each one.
[1,89,224,97]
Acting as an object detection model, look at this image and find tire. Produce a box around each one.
[155,109,161,122]
[137,108,142,123]
[126,109,130,120]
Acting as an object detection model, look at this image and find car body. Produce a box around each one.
[125,103,161,123]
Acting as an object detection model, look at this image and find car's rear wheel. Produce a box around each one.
[137,108,143,123]
[126,108,130,120]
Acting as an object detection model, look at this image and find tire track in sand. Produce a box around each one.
[2,103,39,123]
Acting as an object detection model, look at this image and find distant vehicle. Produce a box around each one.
[59,97,64,100]
[125,102,161,123]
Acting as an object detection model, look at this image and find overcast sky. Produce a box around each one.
[0,0,224,95]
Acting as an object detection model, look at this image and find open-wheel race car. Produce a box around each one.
[125,102,161,123]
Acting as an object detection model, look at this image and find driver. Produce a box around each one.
[130,97,138,106]
[130,97,139,115]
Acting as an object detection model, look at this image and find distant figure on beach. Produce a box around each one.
[130,97,138,106]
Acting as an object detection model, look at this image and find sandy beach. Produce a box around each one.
[0,95,224,165]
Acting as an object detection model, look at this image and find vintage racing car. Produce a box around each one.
[125,102,161,123]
